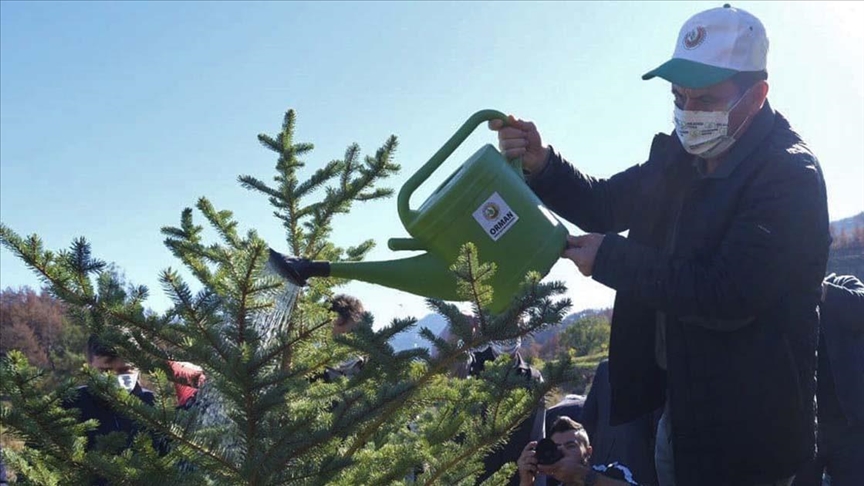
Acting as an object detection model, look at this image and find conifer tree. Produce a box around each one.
[0,108,575,485]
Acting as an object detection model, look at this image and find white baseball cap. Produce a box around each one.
[642,3,769,88]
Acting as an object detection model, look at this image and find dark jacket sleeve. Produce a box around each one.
[592,155,826,325]
[823,275,864,333]
[528,146,646,234]
[60,386,90,416]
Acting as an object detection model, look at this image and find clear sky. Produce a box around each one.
[2,1,863,328]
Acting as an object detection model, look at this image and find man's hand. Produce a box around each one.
[488,115,549,174]
[562,234,605,277]
[517,441,539,486]
[537,456,593,485]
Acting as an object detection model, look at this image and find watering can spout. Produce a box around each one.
[267,248,331,286]
[267,248,461,302]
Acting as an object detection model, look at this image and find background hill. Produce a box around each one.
[388,313,448,352]
[828,211,864,277]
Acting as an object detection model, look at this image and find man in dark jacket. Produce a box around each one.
[792,274,864,486]
[490,5,829,486]
[543,394,584,486]
[518,416,641,486]
[63,335,165,484]
[581,360,660,486]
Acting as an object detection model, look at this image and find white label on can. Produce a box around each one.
[473,192,519,241]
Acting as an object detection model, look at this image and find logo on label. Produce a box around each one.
[482,202,500,221]
[473,192,519,241]
[683,26,707,50]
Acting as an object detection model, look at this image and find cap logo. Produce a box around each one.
[683,26,707,50]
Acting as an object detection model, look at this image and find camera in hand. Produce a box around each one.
[535,438,564,465]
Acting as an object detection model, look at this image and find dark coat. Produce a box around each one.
[581,360,660,485]
[819,274,864,426]
[63,384,160,453]
[528,101,830,485]
[61,383,165,485]
[545,394,585,435]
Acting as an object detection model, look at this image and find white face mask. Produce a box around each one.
[673,88,753,159]
[117,371,139,392]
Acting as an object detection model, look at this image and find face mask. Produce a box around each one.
[117,371,139,392]
[674,88,753,159]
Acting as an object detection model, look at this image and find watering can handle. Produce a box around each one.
[397,109,523,228]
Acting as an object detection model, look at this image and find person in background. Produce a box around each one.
[321,294,371,382]
[470,334,547,486]
[518,416,640,486]
[544,393,585,486]
[580,360,660,485]
[62,334,166,485]
[168,360,205,410]
[792,274,864,486]
[64,335,160,452]
[431,315,546,486]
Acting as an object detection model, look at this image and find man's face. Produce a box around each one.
[549,430,591,466]
[89,355,137,376]
[537,429,594,482]
[332,316,360,336]
[671,78,762,138]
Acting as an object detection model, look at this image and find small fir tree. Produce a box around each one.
[0,108,575,485]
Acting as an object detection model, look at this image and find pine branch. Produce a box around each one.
[293,160,341,201]
[237,175,284,202]
[159,269,233,367]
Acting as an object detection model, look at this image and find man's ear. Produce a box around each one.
[584,445,593,464]
[752,80,769,111]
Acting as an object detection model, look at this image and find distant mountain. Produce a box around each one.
[529,308,612,347]
[828,211,864,277]
[388,307,614,353]
[389,313,448,352]
[830,211,864,235]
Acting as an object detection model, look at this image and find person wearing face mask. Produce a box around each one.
[490,4,829,486]
[62,334,166,474]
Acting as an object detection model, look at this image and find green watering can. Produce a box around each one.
[268,109,569,313]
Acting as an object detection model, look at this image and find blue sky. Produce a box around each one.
[2,1,863,328]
